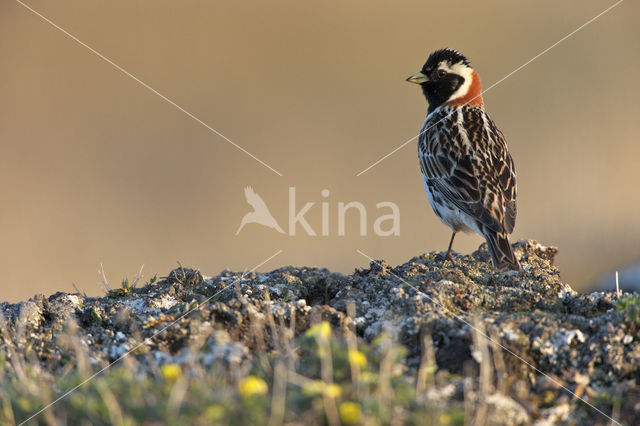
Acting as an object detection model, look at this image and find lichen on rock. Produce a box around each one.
[1,240,638,425]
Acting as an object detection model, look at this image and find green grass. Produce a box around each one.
[0,321,464,426]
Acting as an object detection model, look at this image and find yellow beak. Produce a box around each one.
[406,71,429,84]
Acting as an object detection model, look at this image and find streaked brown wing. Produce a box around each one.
[492,127,517,234]
[501,151,517,233]
[421,150,504,233]
[420,112,516,234]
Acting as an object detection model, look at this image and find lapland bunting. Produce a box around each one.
[407,48,520,270]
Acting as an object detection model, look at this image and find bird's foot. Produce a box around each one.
[440,251,457,267]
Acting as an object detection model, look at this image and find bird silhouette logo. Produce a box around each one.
[236,186,285,235]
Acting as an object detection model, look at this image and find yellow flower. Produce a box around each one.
[161,363,182,381]
[324,383,342,398]
[348,350,367,367]
[439,413,451,424]
[339,401,362,424]
[203,404,225,421]
[239,375,268,397]
[305,321,332,339]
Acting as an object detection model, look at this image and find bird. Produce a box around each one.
[406,48,520,270]
[236,186,285,235]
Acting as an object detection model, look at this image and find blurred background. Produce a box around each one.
[1,0,639,302]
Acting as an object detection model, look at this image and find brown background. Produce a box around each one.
[1,0,639,302]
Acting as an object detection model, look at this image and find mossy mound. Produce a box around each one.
[1,240,638,425]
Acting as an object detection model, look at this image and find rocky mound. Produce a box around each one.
[1,240,638,425]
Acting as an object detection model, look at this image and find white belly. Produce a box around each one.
[422,174,480,235]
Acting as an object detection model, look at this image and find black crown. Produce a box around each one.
[423,49,471,71]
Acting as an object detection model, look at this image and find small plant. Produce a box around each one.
[107,279,132,298]
[90,306,102,323]
[616,294,640,329]
[167,262,203,286]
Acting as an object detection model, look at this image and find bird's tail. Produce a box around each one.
[484,230,520,271]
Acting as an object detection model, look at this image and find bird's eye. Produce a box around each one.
[437,69,447,78]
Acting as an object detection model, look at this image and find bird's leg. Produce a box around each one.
[445,232,457,263]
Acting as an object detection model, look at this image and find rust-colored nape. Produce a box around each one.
[446,70,484,108]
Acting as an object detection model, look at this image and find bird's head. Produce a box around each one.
[406,48,483,114]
